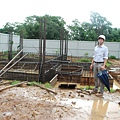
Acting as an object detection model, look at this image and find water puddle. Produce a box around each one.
[59,98,120,120]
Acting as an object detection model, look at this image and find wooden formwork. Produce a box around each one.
[57,64,114,87]
[0,59,114,87]
[57,64,83,83]
[2,70,39,82]
[109,70,120,84]
[81,71,113,87]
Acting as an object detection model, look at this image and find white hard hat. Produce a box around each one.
[98,35,106,40]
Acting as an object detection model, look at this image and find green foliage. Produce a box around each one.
[27,81,40,86]
[44,83,52,88]
[27,81,52,88]
[85,52,89,56]
[11,80,21,85]
[55,48,60,55]
[106,61,112,67]
[109,55,116,59]
[77,58,91,62]
[83,86,94,90]
[90,11,112,35]
[104,87,115,93]
[9,40,14,45]
[79,86,94,90]
[1,12,120,41]
[110,89,115,93]
[3,51,8,54]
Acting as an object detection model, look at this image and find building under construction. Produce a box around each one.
[0,19,113,88]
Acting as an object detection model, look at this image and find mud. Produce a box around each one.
[0,83,120,120]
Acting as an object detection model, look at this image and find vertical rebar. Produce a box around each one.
[65,31,68,54]
[8,32,13,61]
[61,29,64,57]
[39,19,43,63]
[60,28,64,60]
[60,29,62,55]
[20,32,23,58]
[43,18,46,63]
[38,19,43,83]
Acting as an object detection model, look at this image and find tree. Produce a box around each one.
[90,12,112,36]
[42,15,66,40]
[67,19,82,40]
[1,13,120,42]
[0,22,14,34]
[81,22,97,41]
[0,15,67,39]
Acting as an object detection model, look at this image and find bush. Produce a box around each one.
[44,83,52,88]
[109,55,116,59]
[77,58,91,62]
[106,61,112,67]
[11,80,20,85]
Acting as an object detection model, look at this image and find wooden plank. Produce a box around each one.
[0,81,28,92]
[0,81,12,86]
[49,74,58,87]
[34,83,57,95]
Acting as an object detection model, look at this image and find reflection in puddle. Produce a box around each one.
[59,98,120,120]
[90,100,109,120]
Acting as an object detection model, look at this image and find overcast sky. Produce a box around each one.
[0,0,120,28]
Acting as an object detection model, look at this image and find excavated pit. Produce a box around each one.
[0,60,114,89]
[58,83,77,89]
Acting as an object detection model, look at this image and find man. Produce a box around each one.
[90,35,108,97]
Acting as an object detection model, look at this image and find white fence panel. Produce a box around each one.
[0,33,20,52]
[0,33,119,58]
[23,39,120,58]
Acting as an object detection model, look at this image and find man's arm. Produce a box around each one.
[100,59,107,70]
[101,47,108,70]
[90,58,94,69]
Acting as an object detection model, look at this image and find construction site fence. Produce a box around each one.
[0,33,120,58]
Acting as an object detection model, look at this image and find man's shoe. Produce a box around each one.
[95,93,103,97]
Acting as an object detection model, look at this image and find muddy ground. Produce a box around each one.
[0,58,120,120]
[0,82,120,120]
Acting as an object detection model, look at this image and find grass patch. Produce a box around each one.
[11,80,21,85]
[44,83,52,89]
[109,55,116,59]
[106,61,112,67]
[79,86,94,90]
[79,86,115,93]
[104,87,115,93]
[77,58,91,62]
[27,81,52,89]
[10,80,52,89]
[27,81,41,86]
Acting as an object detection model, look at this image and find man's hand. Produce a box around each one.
[100,65,105,70]
[90,64,93,70]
